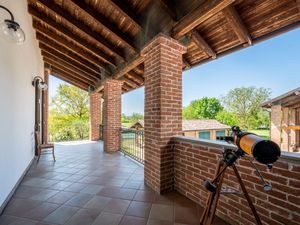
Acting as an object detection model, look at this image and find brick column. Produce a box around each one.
[290,109,296,151]
[103,80,123,152]
[270,105,282,147]
[141,34,187,193]
[42,69,50,144]
[282,107,289,150]
[90,92,102,141]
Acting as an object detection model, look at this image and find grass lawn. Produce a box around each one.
[247,129,270,139]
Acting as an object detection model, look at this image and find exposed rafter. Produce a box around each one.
[127,71,144,84]
[35,0,126,61]
[191,31,216,59]
[93,56,145,93]
[182,57,191,69]
[38,41,100,75]
[28,6,117,68]
[122,77,139,89]
[222,5,252,46]
[70,0,137,53]
[43,57,98,84]
[157,0,177,21]
[40,48,100,79]
[36,31,107,71]
[173,0,236,39]
[41,51,98,81]
[107,0,142,29]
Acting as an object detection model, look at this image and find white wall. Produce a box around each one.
[0,0,43,207]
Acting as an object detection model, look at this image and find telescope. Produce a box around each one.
[200,126,281,225]
[217,126,281,166]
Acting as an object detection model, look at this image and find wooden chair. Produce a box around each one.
[35,131,56,162]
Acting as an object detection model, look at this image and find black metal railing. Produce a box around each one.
[99,124,104,141]
[121,128,144,164]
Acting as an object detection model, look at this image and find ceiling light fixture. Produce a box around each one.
[0,5,25,44]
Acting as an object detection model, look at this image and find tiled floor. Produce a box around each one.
[0,141,229,225]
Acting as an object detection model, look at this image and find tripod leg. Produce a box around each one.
[200,161,226,225]
[232,165,262,225]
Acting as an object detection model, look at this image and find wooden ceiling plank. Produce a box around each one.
[107,0,142,29]
[35,0,126,61]
[46,65,89,90]
[191,31,216,59]
[35,29,107,70]
[38,40,100,75]
[51,66,91,87]
[40,47,100,79]
[126,72,144,85]
[182,56,191,69]
[157,0,177,21]
[122,77,139,88]
[296,0,300,12]
[173,0,236,39]
[41,50,99,81]
[222,5,252,45]
[93,56,145,93]
[70,0,137,52]
[43,57,97,84]
[28,7,117,68]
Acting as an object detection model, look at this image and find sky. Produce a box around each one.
[49,28,300,115]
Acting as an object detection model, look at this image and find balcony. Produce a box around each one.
[0,141,229,225]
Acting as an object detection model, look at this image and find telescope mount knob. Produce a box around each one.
[263,183,272,192]
[204,180,216,193]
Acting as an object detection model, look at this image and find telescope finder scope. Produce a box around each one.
[217,126,281,165]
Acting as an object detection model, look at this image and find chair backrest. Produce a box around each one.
[35,131,41,147]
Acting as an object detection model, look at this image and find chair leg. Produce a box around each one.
[36,147,41,163]
[52,148,56,161]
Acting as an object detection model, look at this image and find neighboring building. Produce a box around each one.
[130,119,230,140]
[261,87,300,152]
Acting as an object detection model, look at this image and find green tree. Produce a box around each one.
[49,84,90,142]
[183,97,223,119]
[221,87,271,129]
[128,113,144,124]
[216,110,237,127]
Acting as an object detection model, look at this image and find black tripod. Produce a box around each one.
[200,148,262,225]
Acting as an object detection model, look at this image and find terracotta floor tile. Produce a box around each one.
[91,212,123,225]
[149,204,174,222]
[65,193,93,207]
[23,202,60,220]
[103,198,131,214]
[43,205,79,224]
[84,196,111,211]
[134,190,156,202]
[98,187,136,200]
[126,201,151,218]
[29,190,59,201]
[146,219,173,225]
[174,205,199,224]
[120,216,147,225]
[64,182,87,192]
[64,208,100,225]
[80,184,104,195]
[46,191,75,204]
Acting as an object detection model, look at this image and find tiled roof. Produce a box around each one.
[131,119,230,131]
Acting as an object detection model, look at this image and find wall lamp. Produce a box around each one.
[0,5,25,44]
[32,76,48,90]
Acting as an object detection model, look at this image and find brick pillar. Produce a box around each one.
[42,69,50,144]
[141,34,187,193]
[271,105,282,147]
[282,107,289,150]
[90,92,102,141]
[103,80,123,152]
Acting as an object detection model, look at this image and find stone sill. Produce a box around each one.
[173,135,300,163]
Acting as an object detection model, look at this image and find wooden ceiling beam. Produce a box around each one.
[70,0,137,53]
[126,72,144,85]
[50,66,91,87]
[191,31,216,59]
[122,77,139,89]
[173,0,235,39]
[46,64,89,90]
[183,56,191,69]
[28,6,117,68]
[157,0,177,21]
[222,5,252,46]
[93,56,145,93]
[38,41,100,75]
[40,47,100,79]
[35,30,108,71]
[41,50,100,81]
[35,0,126,62]
[43,57,98,84]
[107,0,142,29]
